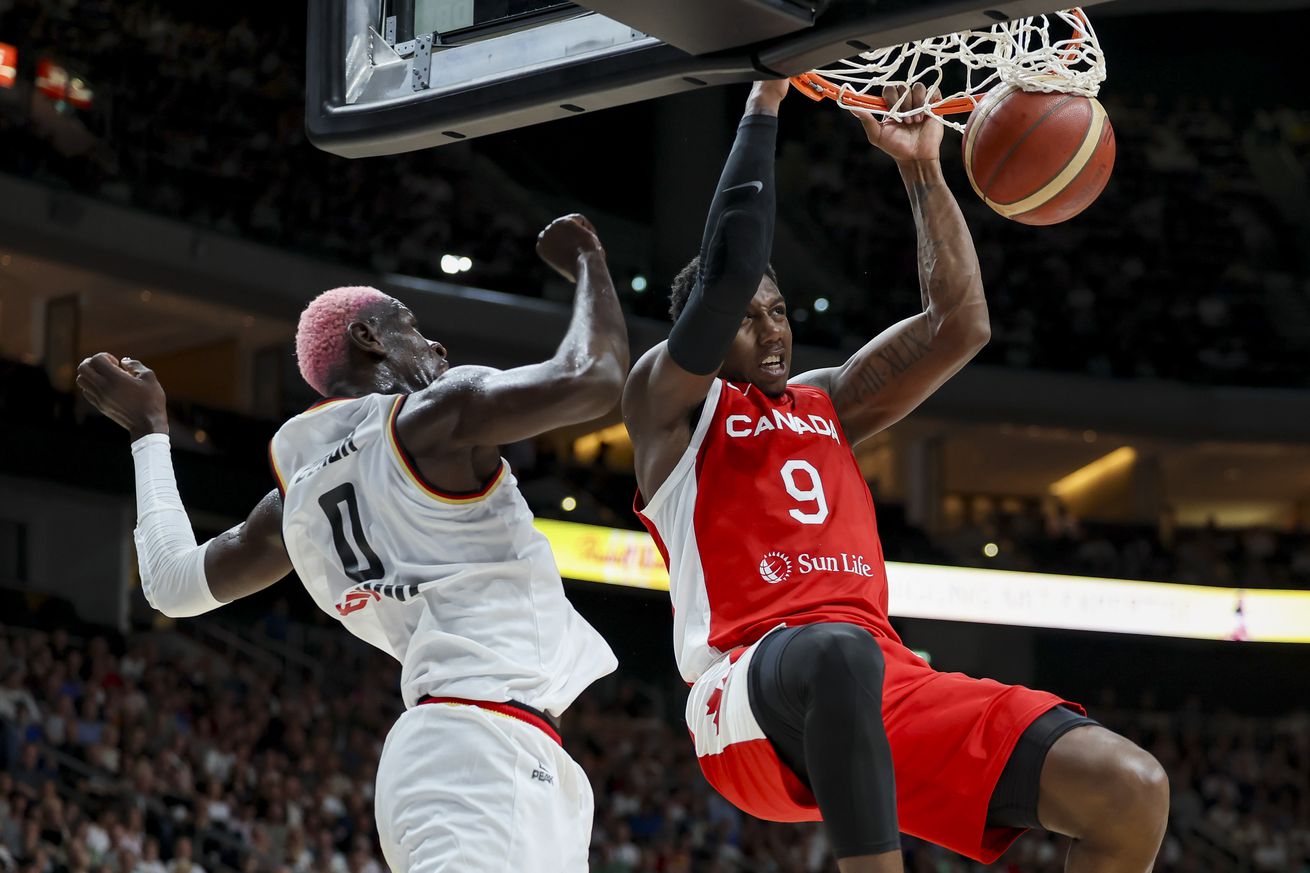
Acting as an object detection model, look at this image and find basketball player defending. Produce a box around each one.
[77,215,627,873]
[624,81,1169,872]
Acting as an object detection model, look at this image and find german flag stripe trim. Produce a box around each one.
[386,395,507,504]
[269,440,287,496]
[303,397,353,415]
[417,697,562,746]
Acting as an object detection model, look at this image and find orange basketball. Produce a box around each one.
[962,84,1115,226]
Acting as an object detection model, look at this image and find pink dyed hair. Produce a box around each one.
[295,286,396,396]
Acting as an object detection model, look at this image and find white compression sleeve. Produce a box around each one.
[130,433,223,617]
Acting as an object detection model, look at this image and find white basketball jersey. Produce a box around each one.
[270,393,616,714]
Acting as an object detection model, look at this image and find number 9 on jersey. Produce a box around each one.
[781,459,829,525]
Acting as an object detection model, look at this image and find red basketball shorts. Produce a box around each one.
[685,627,1079,863]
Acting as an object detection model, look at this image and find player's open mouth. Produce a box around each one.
[760,354,785,376]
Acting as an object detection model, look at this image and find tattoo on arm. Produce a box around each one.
[828,161,984,444]
[839,319,933,406]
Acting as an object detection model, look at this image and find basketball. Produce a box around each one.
[962,84,1116,226]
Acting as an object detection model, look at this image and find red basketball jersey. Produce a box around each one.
[637,378,898,683]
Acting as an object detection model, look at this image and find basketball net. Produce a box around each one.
[791,8,1106,132]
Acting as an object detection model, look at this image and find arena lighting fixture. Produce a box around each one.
[572,421,631,462]
[561,496,577,511]
[532,518,1310,644]
[982,542,999,558]
[813,297,830,312]
[1049,445,1136,499]
[630,275,648,292]
[439,254,472,274]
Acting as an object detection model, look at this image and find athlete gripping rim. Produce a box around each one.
[76,215,628,873]
[623,81,1170,872]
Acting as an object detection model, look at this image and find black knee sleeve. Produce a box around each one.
[749,624,901,859]
[986,705,1100,830]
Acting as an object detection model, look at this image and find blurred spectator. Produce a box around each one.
[773,93,1310,388]
[2,3,1308,389]
[2,615,1308,873]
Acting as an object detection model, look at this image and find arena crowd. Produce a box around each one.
[1,613,1307,873]
[3,1,1309,388]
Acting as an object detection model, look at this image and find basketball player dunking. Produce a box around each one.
[624,81,1169,872]
[76,215,627,873]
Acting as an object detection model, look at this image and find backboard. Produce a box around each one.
[306,0,1115,158]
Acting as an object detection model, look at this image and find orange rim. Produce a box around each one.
[789,7,1093,118]
[789,72,981,116]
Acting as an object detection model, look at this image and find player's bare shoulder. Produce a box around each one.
[621,344,667,431]
[623,342,704,500]
[394,364,501,441]
[407,364,503,408]
[788,368,837,395]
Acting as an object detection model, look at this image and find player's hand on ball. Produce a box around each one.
[536,213,604,283]
[76,353,169,441]
[857,83,944,163]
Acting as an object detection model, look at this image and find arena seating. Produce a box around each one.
[3,357,1309,593]
[770,93,1309,387]
[4,1,1309,388]
[3,4,1308,868]
[2,615,1307,873]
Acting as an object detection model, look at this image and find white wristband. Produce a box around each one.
[130,433,222,617]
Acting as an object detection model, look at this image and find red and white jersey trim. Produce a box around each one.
[685,634,769,757]
[637,379,724,684]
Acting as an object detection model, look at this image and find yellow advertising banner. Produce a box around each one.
[534,518,671,591]
[534,518,1310,644]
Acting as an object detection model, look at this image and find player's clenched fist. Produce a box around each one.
[76,353,169,440]
[535,213,604,283]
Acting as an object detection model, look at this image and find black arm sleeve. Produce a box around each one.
[667,113,778,375]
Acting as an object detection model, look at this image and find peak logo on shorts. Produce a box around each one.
[758,552,792,584]
[758,550,876,583]
[726,409,840,443]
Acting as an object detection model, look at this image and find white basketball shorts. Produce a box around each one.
[374,700,593,873]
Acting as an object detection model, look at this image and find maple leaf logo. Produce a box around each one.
[706,679,727,733]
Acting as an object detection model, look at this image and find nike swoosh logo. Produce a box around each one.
[724,180,764,194]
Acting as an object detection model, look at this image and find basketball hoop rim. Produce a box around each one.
[789,72,981,116]
[789,7,1095,119]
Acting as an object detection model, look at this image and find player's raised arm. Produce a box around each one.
[793,84,991,447]
[623,80,786,436]
[397,213,629,451]
[76,354,292,616]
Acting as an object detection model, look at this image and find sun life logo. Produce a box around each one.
[758,551,792,584]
